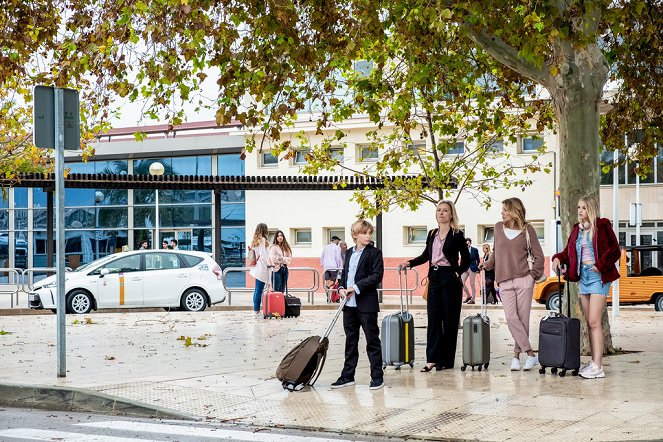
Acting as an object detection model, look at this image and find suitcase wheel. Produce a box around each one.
[484,363,489,369]
[559,369,567,377]
[461,365,467,372]
[572,369,579,376]
[382,364,387,369]
[409,362,414,368]
[477,366,482,372]
[551,367,558,375]
[395,366,401,371]
[539,367,546,374]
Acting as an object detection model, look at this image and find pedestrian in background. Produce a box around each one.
[482,243,497,304]
[162,240,169,250]
[249,223,270,319]
[551,194,620,379]
[321,235,342,289]
[139,240,149,250]
[399,200,470,372]
[483,197,544,371]
[462,238,481,304]
[170,239,179,250]
[332,220,385,390]
[339,241,348,267]
[269,230,292,293]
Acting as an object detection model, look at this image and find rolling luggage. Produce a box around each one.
[538,273,581,377]
[276,298,347,391]
[263,269,286,319]
[381,267,415,369]
[283,282,301,318]
[461,269,490,371]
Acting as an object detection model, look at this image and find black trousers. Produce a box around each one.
[340,307,383,381]
[426,267,463,368]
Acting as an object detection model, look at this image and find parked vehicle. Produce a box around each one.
[28,250,226,314]
[533,246,663,312]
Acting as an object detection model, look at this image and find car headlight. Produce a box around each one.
[42,282,57,288]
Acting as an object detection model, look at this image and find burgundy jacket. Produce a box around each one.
[552,218,621,284]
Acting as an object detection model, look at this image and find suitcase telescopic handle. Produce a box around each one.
[398,266,409,314]
[480,268,487,318]
[321,297,348,342]
[557,265,569,317]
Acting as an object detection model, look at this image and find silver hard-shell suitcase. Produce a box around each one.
[381,267,415,369]
[461,269,490,371]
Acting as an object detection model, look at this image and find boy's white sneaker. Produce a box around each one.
[580,362,605,379]
[510,358,521,371]
[523,355,539,371]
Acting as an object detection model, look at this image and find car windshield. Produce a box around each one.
[74,255,117,273]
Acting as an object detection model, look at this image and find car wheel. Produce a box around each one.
[546,292,561,311]
[180,288,207,312]
[66,290,93,314]
[655,294,663,312]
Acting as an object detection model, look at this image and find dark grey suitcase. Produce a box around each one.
[538,274,581,377]
[461,270,490,371]
[381,267,415,369]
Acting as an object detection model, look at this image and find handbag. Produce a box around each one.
[421,277,429,301]
[246,246,257,267]
[525,227,547,284]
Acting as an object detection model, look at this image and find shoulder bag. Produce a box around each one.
[525,226,547,284]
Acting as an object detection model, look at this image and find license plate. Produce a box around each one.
[29,294,38,301]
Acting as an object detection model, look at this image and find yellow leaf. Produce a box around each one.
[549,65,559,77]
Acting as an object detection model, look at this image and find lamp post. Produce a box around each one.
[149,162,165,249]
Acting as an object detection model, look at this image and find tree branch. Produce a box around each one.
[463,25,550,86]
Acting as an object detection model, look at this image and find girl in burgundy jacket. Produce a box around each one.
[552,194,621,379]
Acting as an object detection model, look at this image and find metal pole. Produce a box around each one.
[612,148,620,317]
[155,189,160,249]
[635,163,640,246]
[55,88,66,377]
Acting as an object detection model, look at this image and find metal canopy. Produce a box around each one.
[3,173,429,191]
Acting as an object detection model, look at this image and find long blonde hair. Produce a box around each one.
[579,194,600,232]
[437,200,461,233]
[502,197,527,231]
[251,223,269,247]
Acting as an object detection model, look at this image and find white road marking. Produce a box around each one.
[78,420,343,441]
[0,428,158,441]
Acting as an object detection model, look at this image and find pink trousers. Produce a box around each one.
[499,275,535,353]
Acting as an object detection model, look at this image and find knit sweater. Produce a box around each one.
[483,222,545,285]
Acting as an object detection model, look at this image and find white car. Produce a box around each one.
[28,250,226,314]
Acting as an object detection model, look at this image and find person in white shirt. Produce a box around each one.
[320,235,342,288]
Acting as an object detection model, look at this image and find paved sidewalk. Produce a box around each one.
[0,305,661,441]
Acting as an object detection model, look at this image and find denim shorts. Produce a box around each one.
[579,263,610,296]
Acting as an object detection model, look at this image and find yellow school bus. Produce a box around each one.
[533,246,663,311]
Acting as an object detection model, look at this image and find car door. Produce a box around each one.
[95,254,144,307]
[141,252,191,306]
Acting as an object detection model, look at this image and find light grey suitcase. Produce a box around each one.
[461,270,490,371]
[381,267,415,369]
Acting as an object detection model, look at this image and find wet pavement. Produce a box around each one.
[0,302,661,441]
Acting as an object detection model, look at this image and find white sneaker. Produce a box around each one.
[580,362,605,379]
[523,355,539,371]
[579,361,592,374]
[254,312,264,321]
[510,358,521,371]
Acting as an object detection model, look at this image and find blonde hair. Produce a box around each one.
[350,219,374,239]
[251,223,269,247]
[502,197,527,231]
[579,194,600,231]
[437,200,461,233]
[482,243,491,254]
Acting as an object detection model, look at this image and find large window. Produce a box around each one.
[601,145,662,185]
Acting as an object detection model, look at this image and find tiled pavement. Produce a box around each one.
[0,303,662,441]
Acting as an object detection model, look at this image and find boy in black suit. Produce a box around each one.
[332,220,385,390]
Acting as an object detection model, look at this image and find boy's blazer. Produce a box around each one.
[339,244,384,313]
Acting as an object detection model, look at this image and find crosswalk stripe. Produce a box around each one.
[78,420,343,441]
[0,428,159,442]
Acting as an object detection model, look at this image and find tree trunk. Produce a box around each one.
[549,44,616,355]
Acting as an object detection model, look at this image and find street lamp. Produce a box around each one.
[149,162,165,249]
[94,190,104,260]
